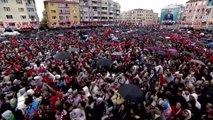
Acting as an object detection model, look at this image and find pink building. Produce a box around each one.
[206,6,213,29]
[183,0,209,29]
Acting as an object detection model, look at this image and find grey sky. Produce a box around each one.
[35,0,188,19]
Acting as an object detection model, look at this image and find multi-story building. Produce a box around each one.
[206,0,213,29]
[153,13,159,24]
[44,0,80,28]
[182,0,209,29]
[77,0,120,22]
[0,0,39,29]
[121,9,158,25]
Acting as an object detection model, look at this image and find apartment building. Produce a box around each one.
[77,0,120,22]
[121,9,158,25]
[44,0,80,28]
[0,0,39,29]
[206,0,213,28]
[182,0,209,29]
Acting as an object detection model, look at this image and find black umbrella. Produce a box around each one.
[67,48,79,53]
[119,84,144,104]
[170,52,180,57]
[182,51,194,57]
[156,51,166,56]
[54,51,70,60]
[97,59,113,67]
[189,59,205,66]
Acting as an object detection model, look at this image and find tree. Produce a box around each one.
[39,17,48,30]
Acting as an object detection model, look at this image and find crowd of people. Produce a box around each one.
[0,26,213,120]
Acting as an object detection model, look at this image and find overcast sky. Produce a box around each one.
[35,0,188,19]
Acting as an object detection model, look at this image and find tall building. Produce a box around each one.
[44,0,80,28]
[206,0,213,29]
[153,13,159,24]
[78,0,120,22]
[121,9,158,25]
[0,0,39,29]
[182,0,209,29]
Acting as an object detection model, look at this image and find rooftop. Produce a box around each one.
[186,0,202,3]
[162,4,183,9]
[134,8,152,11]
[44,0,78,4]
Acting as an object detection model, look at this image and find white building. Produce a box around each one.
[121,9,159,25]
[77,0,120,22]
[0,0,39,29]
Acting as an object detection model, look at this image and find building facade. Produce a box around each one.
[44,0,80,28]
[121,9,158,25]
[0,0,39,29]
[206,0,213,29]
[77,0,120,22]
[182,0,209,29]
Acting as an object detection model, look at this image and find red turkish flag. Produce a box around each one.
[209,55,213,62]
[13,63,21,71]
[205,49,211,57]
[105,29,111,36]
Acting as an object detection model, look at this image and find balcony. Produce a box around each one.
[102,4,108,7]
[109,14,114,17]
[91,3,98,7]
[101,9,108,12]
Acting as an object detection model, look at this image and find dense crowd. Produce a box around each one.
[0,26,213,120]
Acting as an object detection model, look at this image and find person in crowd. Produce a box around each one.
[0,25,213,120]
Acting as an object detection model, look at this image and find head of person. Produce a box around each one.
[182,109,191,120]
[176,102,182,109]
[24,96,33,107]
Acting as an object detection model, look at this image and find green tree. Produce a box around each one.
[39,17,48,30]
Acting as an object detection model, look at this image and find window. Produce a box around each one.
[16,0,22,4]
[3,7,10,11]
[200,16,202,19]
[21,15,26,19]
[202,8,205,12]
[197,9,200,12]
[74,16,78,19]
[50,3,54,6]
[52,16,56,19]
[29,15,35,21]
[1,0,8,3]
[18,8,24,12]
[92,1,97,4]
[26,0,32,4]
[51,10,56,13]
[6,15,13,19]
[22,22,27,25]
[195,16,197,19]
[27,8,34,12]
[9,23,15,26]
[189,10,192,13]
[59,16,64,20]
[66,16,69,19]
[58,3,65,7]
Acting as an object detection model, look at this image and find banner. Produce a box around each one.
[160,7,180,25]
